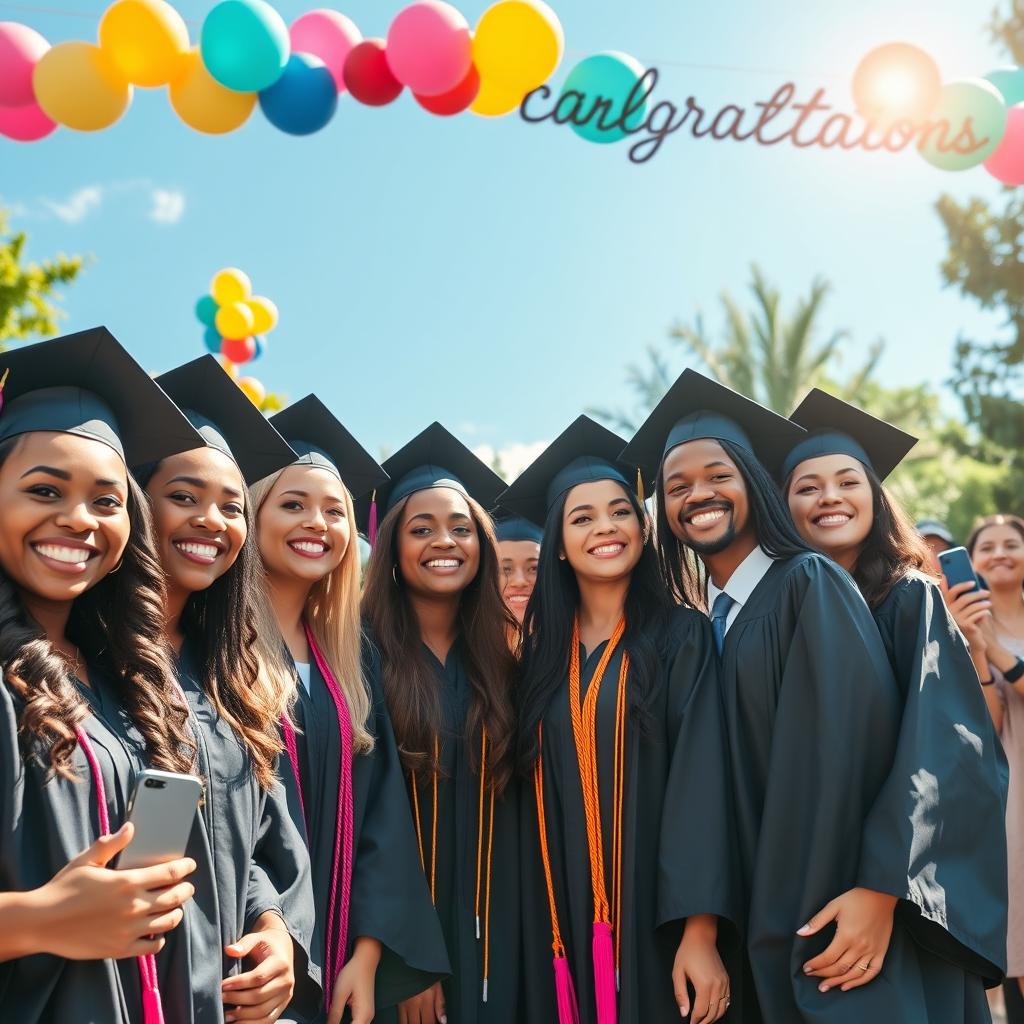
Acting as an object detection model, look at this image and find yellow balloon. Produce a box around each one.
[215,301,255,340]
[238,377,267,407]
[169,48,257,135]
[210,267,252,305]
[98,0,189,88]
[33,41,133,132]
[470,77,524,117]
[246,296,279,335]
[473,0,563,93]
[217,356,239,380]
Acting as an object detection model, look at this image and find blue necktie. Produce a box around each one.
[711,591,735,657]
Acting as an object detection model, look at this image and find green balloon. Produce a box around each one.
[919,79,1007,171]
[986,66,1024,107]
[195,294,219,327]
[559,52,649,145]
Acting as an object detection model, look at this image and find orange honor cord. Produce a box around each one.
[410,737,440,905]
[475,726,496,1002]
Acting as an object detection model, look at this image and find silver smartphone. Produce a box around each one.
[115,769,203,871]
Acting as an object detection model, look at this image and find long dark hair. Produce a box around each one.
[516,485,672,775]
[656,438,809,608]
[362,492,518,794]
[0,436,195,779]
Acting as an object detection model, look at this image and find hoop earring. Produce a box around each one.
[108,558,124,575]
[392,565,401,586]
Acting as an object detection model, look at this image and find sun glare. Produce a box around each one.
[852,42,943,124]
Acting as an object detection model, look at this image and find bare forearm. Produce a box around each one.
[0,890,47,961]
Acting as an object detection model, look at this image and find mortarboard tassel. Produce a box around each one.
[592,921,617,1024]
[368,490,378,546]
[554,955,580,1024]
[0,368,9,417]
[635,468,644,504]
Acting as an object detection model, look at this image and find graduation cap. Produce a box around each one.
[619,368,806,481]
[354,422,506,536]
[0,326,203,466]
[494,515,544,545]
[154,355,296,485]
[782,388,917,482]
[268,395,389,501]
[497,415,650,527]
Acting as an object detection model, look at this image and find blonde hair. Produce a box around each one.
[251,470,374,753]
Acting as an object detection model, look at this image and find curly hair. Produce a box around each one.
[0,436,195,779]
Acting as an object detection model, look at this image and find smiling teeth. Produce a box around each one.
[175,541,219,558]
[291,541,326,553]
[815,514,851,526]
[35,544,90,564]
[426,559,461,568]
[690,510,726,525]
[591,544,624,555]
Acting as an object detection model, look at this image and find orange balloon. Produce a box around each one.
[169,47,256,134]
[33,40,132,132]
[852,43,942,124]
[98,0,190,87]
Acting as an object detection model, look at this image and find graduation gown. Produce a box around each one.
[520,607,740,1024]
[370,638,520,1024]
[279,641,449,1023]
[718,551,1004,1023]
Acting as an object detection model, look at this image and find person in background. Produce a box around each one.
[917,519,955,559]
[946,513,1024,1023]
[494,516,542,625]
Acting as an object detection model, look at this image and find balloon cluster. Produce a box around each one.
[195,267,279,407]
[850,43,1024,185]
[0,0,563,140]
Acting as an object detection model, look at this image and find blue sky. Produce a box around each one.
[1,0,1013,474]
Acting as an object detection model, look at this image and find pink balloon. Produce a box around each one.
[386,1,471,97]
[0,101,56,142]
[984,104,1024,186]
[0,22,50,108]
[290,9,362,93]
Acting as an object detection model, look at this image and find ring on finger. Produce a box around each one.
[858,961,871,972]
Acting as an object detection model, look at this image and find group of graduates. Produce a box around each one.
[0,325,1010,1024]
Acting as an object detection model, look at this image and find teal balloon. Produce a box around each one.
[195,294,218,327]
[559,52,649,145]
[203,327,222,354]
[919,79,1007,171]
[986,66,1024,108]
[201,0,289,93]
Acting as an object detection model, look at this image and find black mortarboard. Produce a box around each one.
[494,515,544,545]
[268,395,389,499]
[619,368,806,480]
[154,355,296,485]
[0,326,202,465]
[354,422,505,533]
[498,415,651,527]
[783,388,917,482]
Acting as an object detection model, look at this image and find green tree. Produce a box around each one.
[0,210,86,348]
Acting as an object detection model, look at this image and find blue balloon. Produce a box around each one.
[986,66,1024,108]
[252,336,266,359]
[259,53,338,135]
[203,326,222,354]
[201,0,289,93]
[560,52,649,145]
[195,294,218,327]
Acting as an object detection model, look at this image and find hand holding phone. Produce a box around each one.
[116,770,203,871]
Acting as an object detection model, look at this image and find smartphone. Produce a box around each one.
[938,546,980,592]
[115,770,203,870]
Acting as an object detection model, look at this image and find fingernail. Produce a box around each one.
[819,984,829,993]
[441,1016,448,1023]
[803,965,812,974]
[679,1005,689,1016]
[797,925,811,935]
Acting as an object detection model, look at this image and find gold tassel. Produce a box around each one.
[636,468,645,503]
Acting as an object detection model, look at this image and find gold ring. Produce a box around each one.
[858,962,871,972]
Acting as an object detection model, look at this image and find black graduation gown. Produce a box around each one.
[278,641,449,1024]
[370,639,521,1024]
[520,607,741,1024]
[718,551,1003,1023]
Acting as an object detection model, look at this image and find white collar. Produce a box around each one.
[707,544,775,611]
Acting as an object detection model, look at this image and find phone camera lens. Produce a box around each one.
[144,778,166,789]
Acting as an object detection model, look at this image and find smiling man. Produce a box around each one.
[619,370,949,1023]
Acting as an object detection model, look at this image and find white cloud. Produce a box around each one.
[149,188,186,225]
[44,186,103,223]
[473,440,549,482]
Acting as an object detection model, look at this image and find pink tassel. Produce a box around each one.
[368,493,378,547]
[553,955,580,1024]
[592,921,617,1024]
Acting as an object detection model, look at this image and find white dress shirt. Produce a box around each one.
[294,660,311,693]
[706,545,776,634]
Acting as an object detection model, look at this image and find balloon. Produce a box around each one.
[416,63,479,115]
[259,52,337,134]
[473,0,562,93]
[343,39,402,106]
[851,42,942,125]
[238,376,266,406]
[290,9,361,92]
[33,41,133,132]
[217,354,240,378]
[98,0,189,87]
[386,1,471,97]
[0,22,50,108]
[986,67,1024,108]
[222,336,257,364]
[211,267,252,305]
[252,336,266,359]
[216,300,255,339]
[559,52,648,144]
[984,104,1024,186]
[246,296,278,334]
[170,47,257,133]
[0,101,57,141]
[919,79,1007,171]
[195,294,219,326]
[203,326,222,353]
[201,0,289,93]
[469,74,520,116]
